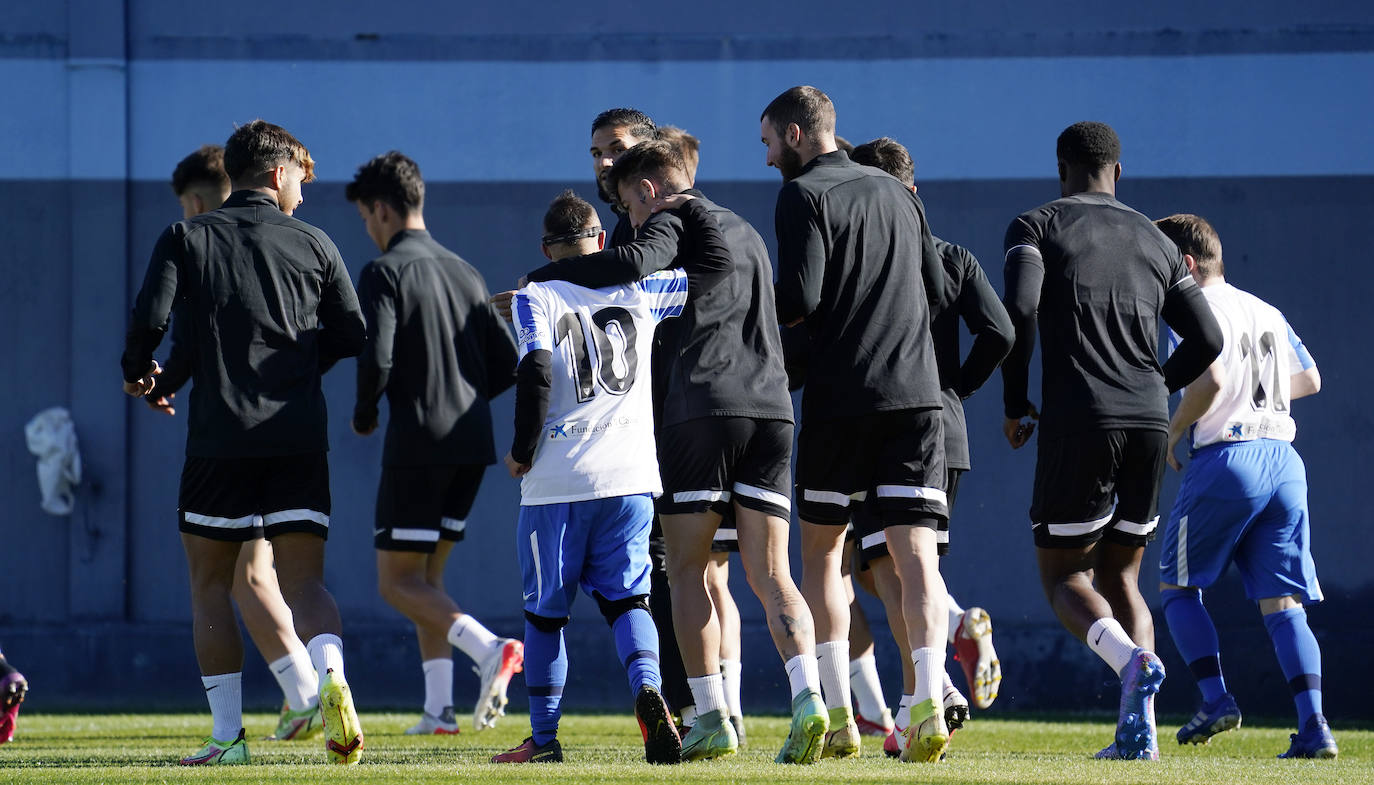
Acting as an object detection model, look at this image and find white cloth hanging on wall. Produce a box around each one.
[25,406,82,516]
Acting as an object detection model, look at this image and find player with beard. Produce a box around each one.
[849,136,1012,753]
[762,86,952,763]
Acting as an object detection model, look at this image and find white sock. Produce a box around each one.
[201,672,243,742]
[721,659,743,717]
[849,654,886,720]
[1086,618,1139,676]
[784,653,821,700]
[268,650,318,711]
[911,647,944,705]
[894,694,915,730]
[816,640,851,711]
[680,703,699,727]
[448,615,499,664]
[306,633,345,682]
[687,673,728,716]
[946,593,966,644]
[422,658,454,718]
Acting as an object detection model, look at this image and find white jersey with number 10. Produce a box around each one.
[512,270,688,505]
[1169,282,1315,450]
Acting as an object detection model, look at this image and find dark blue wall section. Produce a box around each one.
[2,1,1372,718]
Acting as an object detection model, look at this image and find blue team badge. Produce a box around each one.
[1229,424,1244,439]
[549,423,569,439]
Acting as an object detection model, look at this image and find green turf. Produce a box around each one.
[0,711,1368,784]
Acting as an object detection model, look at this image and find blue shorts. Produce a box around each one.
[517,494,654,620]
[1159,439,1322,603]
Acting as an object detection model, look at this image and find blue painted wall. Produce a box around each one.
[2,2,1372,716]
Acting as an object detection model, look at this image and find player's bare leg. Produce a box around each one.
[735,505,825,763]
[846,544,895,738]
[799,520,856,756]
[662,510,736,759]
[706,553,744,744]
[885,524,950,762]
[183,535,245,677]
[232,539,319,741]
[1037,544,1163,760]
[180,534,249,760]
[735,506,813,660]
[1094,541,1153,650]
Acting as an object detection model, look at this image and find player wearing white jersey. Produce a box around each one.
[1154,214,1336,759]
[493,190,727,765]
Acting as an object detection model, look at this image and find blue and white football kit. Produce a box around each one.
[1159,283,1321,602]
[509,270,687,748]
[1158,281,1333,753]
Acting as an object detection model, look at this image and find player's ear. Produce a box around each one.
[1057,161,1067,183]
[1183,253,1197,273]
[786,122,802,148]
[1113,162,1122,182]
[596,231,606,251]
[540,241,552,261]
[269,164,286,190]
[192,193,207,215]
[638,178,654,203]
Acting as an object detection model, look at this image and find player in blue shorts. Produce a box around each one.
[492,190,728,764]
[1154,214,1335,759]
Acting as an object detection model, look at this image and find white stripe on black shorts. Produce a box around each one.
[656,417,792,520]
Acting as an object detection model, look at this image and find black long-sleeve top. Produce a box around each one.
[523,194,786,428]
[773,150,946,419]
[1000,192,1223,435]
[931,238,1015,469]
[122,190,366,458]
[355,229,517,466]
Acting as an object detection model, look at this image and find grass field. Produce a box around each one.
[0,711,1369,784]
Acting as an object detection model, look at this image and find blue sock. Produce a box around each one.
[1162,588,1228,702]
[523,620,567,745]
[1263,606,1323,727]
[611,607,661,696]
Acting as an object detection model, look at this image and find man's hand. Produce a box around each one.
[352,412,378,436]
[651,193,697,213]
[1166,430,1184,471]
[144,392,176,416]
[1003,403,1039,449]
[491,290,516,323]
[122,361,161,398]
[504,452,531,479]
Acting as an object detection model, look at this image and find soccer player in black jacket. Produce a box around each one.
[763,85,951,764]
[121,120,366,765]
[143,144,323,745]
[346,152,522,735]
[848,137,1013,745]
[1000,121,1223,759]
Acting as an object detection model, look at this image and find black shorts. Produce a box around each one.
[1031,429,1166,549]
[179,453,331,542]
[856,468,964,568]
[656,417,792,520]
[374,464,486,552]
[711,508,739,553]
[795,409,947,527]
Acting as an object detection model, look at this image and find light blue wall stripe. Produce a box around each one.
[6,53,1372,180]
